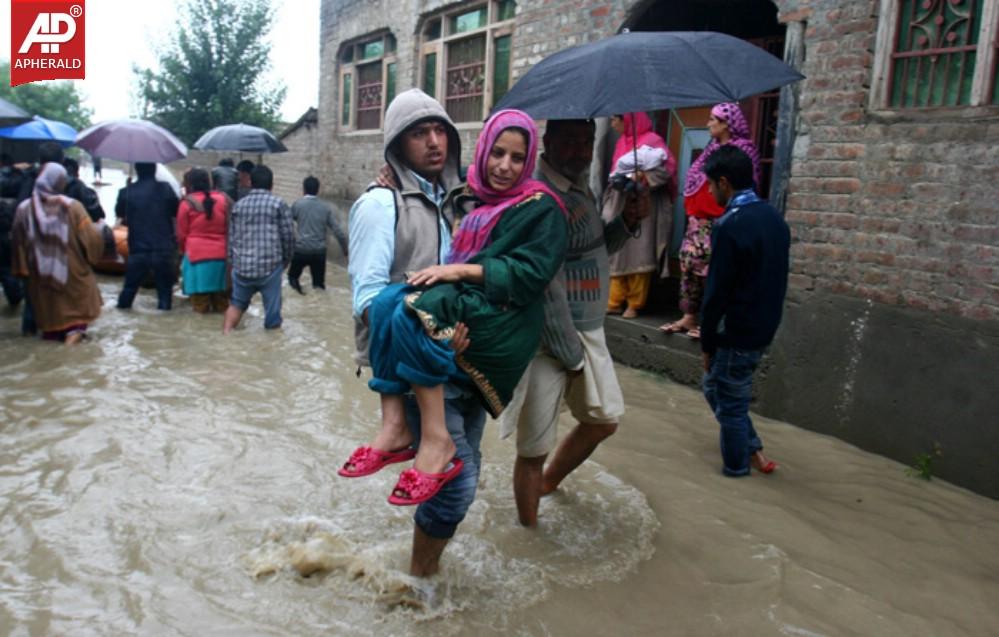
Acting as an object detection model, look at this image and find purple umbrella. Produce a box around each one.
[76,118,187,163]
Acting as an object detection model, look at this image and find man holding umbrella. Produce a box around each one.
[499,119,648,527]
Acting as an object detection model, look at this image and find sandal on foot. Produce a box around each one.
[686,327,701,340]
[388,458,464,506]
[658,321,688,334]
[337,446,416,478]
[751,457,778,474]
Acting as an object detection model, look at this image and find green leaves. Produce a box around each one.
[0,62,93,130]
[133,0,287,144]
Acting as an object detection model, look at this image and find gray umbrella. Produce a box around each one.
[75,118,188,163]
[193,123,287,153]
[0,97,32,128]
[493,30,805,119]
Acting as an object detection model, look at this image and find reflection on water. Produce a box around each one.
[1,267,999,635]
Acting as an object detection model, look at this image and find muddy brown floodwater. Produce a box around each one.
[2,175,998,635]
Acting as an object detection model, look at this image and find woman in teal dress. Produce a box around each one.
[340,109,568,505]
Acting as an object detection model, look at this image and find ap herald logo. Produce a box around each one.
[10,1,86,86]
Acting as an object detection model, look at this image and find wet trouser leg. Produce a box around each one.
[703,347,764,477]
[406,391,486,539]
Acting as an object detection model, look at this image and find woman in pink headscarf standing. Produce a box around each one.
[602,112,677,319]
[660,102,761,338]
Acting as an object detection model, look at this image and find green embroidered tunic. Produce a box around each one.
[408,192,568,417]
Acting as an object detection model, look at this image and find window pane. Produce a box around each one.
[386,34,397,53]
[424,19,442,41]
[450,7,487,34]
[341,74,351,126]
[386,62,397,111]
[492,35,512,108]
[423,52,438,98]
[889,0,983,107]
[357,62,383,130]
[446,35,486,122]
[497,0,517,21]
[361,39,384,60]
[341,47,354,63]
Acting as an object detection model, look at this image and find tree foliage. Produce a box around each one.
[134,0,286,144]
[0,62,94,130]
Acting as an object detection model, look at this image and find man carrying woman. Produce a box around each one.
[343,89,482,577]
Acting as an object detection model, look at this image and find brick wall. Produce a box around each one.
[316,0,999,320]
[317,0,632,200]
[777,0,999,321]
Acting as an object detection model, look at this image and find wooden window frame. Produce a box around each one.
[418,1,516,124]
[338,32,398,132]
[871,0,999,109]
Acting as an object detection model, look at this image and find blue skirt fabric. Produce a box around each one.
[181,256,227,295]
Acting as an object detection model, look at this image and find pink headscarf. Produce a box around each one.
[610,112,677,198]
[682,102,762,198]
[448,109,565,265]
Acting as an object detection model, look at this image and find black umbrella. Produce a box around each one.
[493,31,804,119]
[0,97,31,128]
[193,123,287,153]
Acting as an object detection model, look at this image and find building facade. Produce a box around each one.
[315,0,999,497]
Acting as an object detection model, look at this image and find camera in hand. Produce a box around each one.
[609,173,643,194]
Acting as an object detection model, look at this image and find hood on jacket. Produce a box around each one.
[383,88,462,194]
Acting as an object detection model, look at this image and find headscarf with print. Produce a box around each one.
[682,102,762,198]
[27,162,75,288]
[447,109,565,265]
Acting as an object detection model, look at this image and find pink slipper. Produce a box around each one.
[388,458,464,506]
[337,446,416,478]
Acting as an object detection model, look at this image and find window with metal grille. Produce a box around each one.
[419,1,517,123]
[338,32,397,131]
[874,0,999,108]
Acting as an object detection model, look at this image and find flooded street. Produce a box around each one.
[2,189,999,634]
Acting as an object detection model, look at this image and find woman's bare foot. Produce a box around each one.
[412,432,457,475]
[64,332,84,345]
[658,314,698,334]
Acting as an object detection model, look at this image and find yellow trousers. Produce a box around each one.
[608,272,652,311]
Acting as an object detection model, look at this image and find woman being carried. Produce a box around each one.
[340,109,568,506]
[660,102,761,339]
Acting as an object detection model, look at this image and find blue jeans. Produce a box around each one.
[404,390,486,540]
[703,347,764,477]
[230,264,284,329]
[118,250,175,310]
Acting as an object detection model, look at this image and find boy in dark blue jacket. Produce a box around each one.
[700,145,790,477]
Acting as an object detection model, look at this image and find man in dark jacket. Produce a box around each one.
[211,158,239,201]
[700,145,790,478]
[116,162,180,310]
[63,158,105,222]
